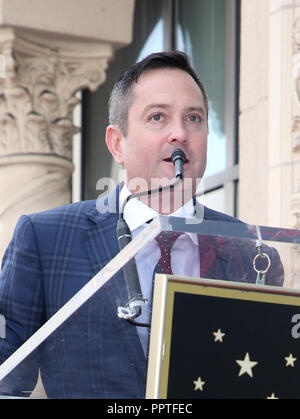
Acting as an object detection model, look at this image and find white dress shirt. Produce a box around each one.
[119,184,200,356]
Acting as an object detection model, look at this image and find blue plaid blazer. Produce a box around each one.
[0,186,283,398]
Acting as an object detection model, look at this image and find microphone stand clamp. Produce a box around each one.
[117,298,147,320]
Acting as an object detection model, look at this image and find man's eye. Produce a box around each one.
[188,114,201,122]
[151,113,163,122]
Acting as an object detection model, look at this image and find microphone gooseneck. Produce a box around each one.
[117,149,186,324]
[116,217,145,321]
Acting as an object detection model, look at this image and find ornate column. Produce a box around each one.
[0,0,135,262]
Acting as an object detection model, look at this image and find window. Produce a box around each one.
[175,0,240,216]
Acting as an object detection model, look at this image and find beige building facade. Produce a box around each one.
[239,0,300,231]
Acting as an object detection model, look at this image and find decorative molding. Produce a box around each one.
[0,27,110,161]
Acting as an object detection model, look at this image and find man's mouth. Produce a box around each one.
[163,157,189,163]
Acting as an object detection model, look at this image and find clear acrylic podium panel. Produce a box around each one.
[0,215,300,398]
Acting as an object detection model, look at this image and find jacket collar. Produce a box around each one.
[85,183,122,225]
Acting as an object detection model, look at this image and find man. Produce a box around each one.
[105,50,207,214]
[0,51,283,398]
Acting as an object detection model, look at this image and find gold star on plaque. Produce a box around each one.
[236,352,258,378]
[193,376,205,391]
[213,328,225,342]
[285,353,297,367]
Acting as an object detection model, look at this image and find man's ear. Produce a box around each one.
[105,125,125,164]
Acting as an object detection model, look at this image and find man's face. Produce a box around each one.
[107,68,208,204]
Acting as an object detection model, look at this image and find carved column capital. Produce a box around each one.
[0,27,111,161]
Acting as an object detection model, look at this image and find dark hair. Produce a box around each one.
[108,50,209,135]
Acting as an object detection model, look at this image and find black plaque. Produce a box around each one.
[147,276,300,399]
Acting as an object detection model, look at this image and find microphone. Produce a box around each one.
[171,148,186,179]
[117,149,186,324]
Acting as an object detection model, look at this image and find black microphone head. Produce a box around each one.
[171,148,186,164]
[171,149,186,179]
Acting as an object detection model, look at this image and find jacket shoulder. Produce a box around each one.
[28,200,98,227]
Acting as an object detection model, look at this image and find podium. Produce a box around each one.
[0,214,300,398]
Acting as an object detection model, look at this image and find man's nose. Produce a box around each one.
[167,119,188,144]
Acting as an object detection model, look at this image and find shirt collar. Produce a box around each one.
[119,184,198,246]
